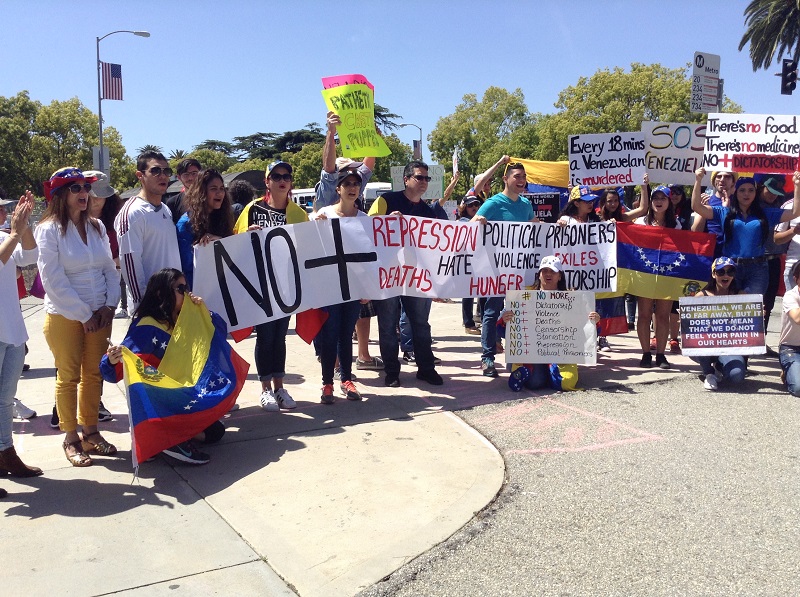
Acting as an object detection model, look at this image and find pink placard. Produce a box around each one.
[321,74,374,92]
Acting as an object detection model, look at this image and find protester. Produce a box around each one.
[228,179,256,220]
[471,161,536,378]
[311,170,368,403]
[115,151,181,309]
[755,175,789,340]
[0,191,43,489]
[369,161,443,387]
[101,268,227,464]
[36,167,120,467]
[235,161,308,410]
[501,256,600,391]
[775,177,800,291]
[669,184,692,230]
[558,185,601,225]
[692,168,800,296]
[634,185,680,369]
[690,257,746,390]
[779,260,800,397]
[471,155,511,200]
[458,196,483,334]
[176,169,234,290]
[166,158,202,224]
[691,170,737,257]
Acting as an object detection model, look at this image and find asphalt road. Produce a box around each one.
[359,366,800,596]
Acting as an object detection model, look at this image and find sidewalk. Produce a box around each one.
[3,297,784,596]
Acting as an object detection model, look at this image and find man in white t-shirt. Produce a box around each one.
[115,151,181,307]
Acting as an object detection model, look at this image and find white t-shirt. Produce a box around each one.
[311,205,368,220]
[633,216,682,230]
[780,285,800,346]
[775,199,800,262]
[0,232,37,345]
[115,197,180,305]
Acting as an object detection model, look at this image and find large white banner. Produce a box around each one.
[642,121,710,186]
[703,113,800,174]
[569,132,647,187]
[193,217,618,331]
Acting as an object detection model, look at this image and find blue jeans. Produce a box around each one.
[692,355,746,383]
[735,259,769,295]
[254,316,290,382]
[374,296,435,376]
[0,341,25,451]
[779,344,800,397]
[480,296,504,361]
[317,301,361,385]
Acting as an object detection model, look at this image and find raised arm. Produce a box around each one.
[322,111,339,174]
[692,167,714,220]
[779,171,800,223]
[622,172,651,220]
[474,155,510,193]
[437,171,461,206]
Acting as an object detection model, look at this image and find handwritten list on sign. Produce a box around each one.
[504,290,597,365]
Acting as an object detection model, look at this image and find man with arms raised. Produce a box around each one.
[472,161,535,377]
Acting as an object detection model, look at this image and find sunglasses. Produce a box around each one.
[716,268,736,277]
[173,283,188,295]
[68,183,93,193]
[269,173,293,182]
[410,175,432,182]
[146,166,173,177]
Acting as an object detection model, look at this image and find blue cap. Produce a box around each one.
[712,257,736,272]
[653,185,671,198]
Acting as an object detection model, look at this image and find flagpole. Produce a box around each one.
[95,29,150,176]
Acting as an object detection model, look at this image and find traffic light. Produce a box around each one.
[781,58,797,95]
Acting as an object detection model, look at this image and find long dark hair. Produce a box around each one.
[598,189,623,221]
[184,169,233,242]
[96,193,123,230]
[40,186,102,236]
[134,268,185,329]
[724,183,768,245]
[644,190,678,228]
[559,199,600,222]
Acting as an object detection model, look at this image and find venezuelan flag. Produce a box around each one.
[121,299,249,468]
[612,221,716,301]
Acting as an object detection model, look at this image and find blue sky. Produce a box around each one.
[2,0,796,165]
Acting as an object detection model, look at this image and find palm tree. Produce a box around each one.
[739,0,800,71]
[374,103,402,133]
[135,144,163,154]
[168,149,187,160]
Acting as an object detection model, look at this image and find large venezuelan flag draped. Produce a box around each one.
[611,221,717,300]
[121,299,249,468]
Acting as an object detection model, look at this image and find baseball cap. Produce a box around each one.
[463,195,481,207]
[83,170,117,199]
[712,257,736,272]
[540,255,563,272]
[762,175,786,197]
[571,185,598,202]
[335,157,363,171]
[337,170,362,186]
[266,161,292,178]
[653,185,671,198]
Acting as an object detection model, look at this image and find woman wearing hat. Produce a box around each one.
[234,161,308,412]
[692,168,800,297]
[690,257,746,390]
[35,167,121,466]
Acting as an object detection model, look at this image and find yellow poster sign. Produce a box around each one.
[321,84,391,158]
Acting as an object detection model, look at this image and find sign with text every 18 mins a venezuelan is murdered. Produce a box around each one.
[321,83,391,158]
[569,132,647,187]
[702,113,800,174]
[192,218,618,332]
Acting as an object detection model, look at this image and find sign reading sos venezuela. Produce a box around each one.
[702,113,800,174]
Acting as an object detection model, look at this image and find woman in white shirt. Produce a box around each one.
[0,192,43,489]
[36,168,120,467]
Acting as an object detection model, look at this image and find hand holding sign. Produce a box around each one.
[321,83,391,158]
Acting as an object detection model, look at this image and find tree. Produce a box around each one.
[0,91,39,196]
[374,103,402,133]
[429,87,532,196]
[136,144,163,155]
[193,139,237,156]
[186,148,235,173]
[371,134,412,183]
[226,157,270,175]
[233,132,279,161]
[533,63,743,161]
[168,149,187,161]
[739,0,800,71]
[279,142,324,188]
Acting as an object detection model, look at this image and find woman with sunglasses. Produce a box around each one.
[35,167,120,467]
[176,169,234,290]
[692,168,800,296]
[689,258,746,391]
[234,161,308,412]
[101,268,225,464]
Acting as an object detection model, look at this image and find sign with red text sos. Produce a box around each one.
[642,121,710,186]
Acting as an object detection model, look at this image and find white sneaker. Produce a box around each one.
[114,307,129,319]
[703,375,718,391]
[274,387,296,409]
[259,390,279,412]
[13,399,36,419]
[598,337,611,352]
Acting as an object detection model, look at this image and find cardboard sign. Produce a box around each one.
[321,74,374,92]
[703,113,800,174]
[679,294,766,356]
[193,218,618,331]
[321,84,391,158]
[504,290,597,365]
[522,192,560,223]
[641,121,711,185]
[569,132,646,187]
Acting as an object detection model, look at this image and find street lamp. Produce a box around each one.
[96,30,150,174]
[399,123,423,160]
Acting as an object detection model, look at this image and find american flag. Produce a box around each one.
[101,62,123,100]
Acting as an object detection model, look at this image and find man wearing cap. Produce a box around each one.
[166,158,202,225]
[115,151,181,308]
[471,161,536,377]
[368,161,443,387]
[314,111,377,212]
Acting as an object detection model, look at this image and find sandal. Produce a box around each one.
[63,440,93,467]
[81,432,117,456]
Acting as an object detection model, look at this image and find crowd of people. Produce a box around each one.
[2,123,799,495]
